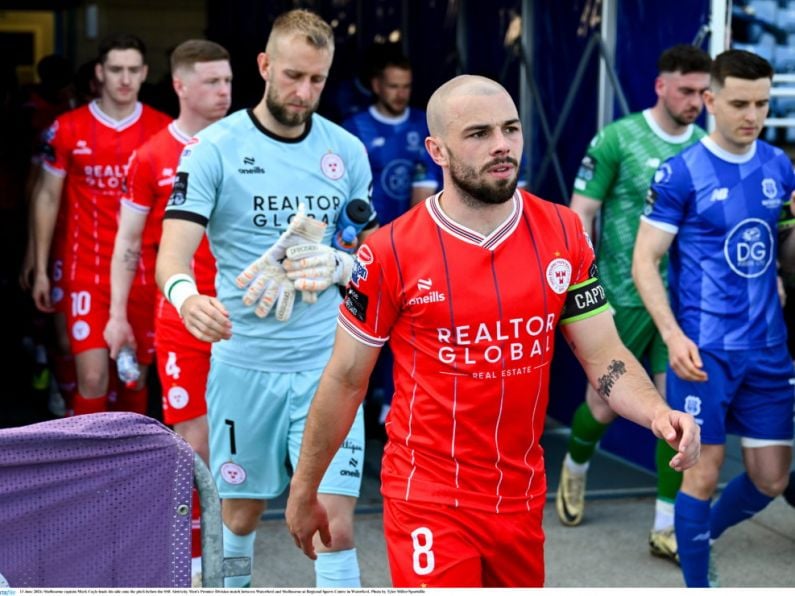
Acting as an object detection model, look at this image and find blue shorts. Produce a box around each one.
[667,345,795,445]
[206,359,364,500]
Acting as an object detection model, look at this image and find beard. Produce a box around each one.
[266,87,317,127]
[448,152,519,206]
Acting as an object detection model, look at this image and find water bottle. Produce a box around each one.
[333,198,373,253]
[117,346,141,388]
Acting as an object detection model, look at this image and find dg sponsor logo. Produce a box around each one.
[381,159,413,200]
[723,218,774,278]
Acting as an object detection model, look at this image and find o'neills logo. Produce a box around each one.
[407,291,446,305]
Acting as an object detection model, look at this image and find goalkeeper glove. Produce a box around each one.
[283,243,354,302]
[235,204,326,318]
[240,264,296,320]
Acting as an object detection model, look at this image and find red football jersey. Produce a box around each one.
[41,100,170,287]
[340,190,606,513]
[122,121,217,295]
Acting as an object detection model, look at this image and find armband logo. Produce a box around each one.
[546,258,572,294]
[351,243,373,286]
[167,172,189,206]
[576,155,596,183]
[653,163,672,185]
[344,286,369,322]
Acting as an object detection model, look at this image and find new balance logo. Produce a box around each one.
[710,188,729,201]
[418,278,432,291]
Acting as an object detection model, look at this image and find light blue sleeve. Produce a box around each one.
[166,134,223,221]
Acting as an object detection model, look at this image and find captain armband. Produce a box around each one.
[560,277,610,324]
[164,273,199,316]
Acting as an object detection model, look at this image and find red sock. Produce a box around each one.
[52,354,77,412]
[115,385,148,415]
[191,487,202,558]
[72,392,108,415]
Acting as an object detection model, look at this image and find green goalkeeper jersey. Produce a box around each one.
[573,109,705,306]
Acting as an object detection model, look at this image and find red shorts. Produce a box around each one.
[64,281,155,364]
[49,257,67,313]
[155,296,210,425]
[382,497,545,587]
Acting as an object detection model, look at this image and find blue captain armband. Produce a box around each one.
[560,277,610,324]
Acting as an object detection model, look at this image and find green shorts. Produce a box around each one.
[206,359,364,500]
[611,305,668,375]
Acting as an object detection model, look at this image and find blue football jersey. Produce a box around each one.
[644,137,795,350]
[343,106,440,224]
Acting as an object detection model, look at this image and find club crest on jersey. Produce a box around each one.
[167,386,189,409]
[546,258,572,294]
[762,178,778,199]
[321,151,345,180]
[220,462,247,485]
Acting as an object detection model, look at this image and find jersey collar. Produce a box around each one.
[168,121,193,144]
[701,136,757,164]
[642,109,694,144]
[368,105,410,125]
[425,190,522,250]
[89,99,143,132]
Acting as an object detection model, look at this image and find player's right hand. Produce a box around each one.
[103,316,137,359]
[31,272,54,313]
[180,294,232,342]
[285,488,331,560]
[666,331,708,382]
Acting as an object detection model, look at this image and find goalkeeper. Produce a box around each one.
[155,9,375,588]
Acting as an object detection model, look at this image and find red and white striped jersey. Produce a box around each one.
[41,100,170,286]
[122,121,217,296]
[339,189,607,513]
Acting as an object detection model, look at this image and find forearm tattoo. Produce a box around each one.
[123,248,141,272]
[597,359,627,401]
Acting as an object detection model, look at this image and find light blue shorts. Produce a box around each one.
[207,359,364,500]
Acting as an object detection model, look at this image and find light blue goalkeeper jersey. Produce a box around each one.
[164,109,373,371]
[643,136,794,351]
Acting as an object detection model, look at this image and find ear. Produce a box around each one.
[140,64,149,82]
[94,61,104,84]
[703,89,716,115]
[172,74,185,98]
[425,136,447,167]
[257,52,270,82]
[654,75,665,99]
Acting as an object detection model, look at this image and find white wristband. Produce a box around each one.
[164,273,199,316]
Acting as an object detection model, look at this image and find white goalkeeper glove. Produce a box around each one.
[235,204,327,319]
[283,243,354,303]
[240,264,296,320]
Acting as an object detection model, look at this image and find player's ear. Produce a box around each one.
[703,89,716,115]
[257,52,270,82]
[425,136,447,167]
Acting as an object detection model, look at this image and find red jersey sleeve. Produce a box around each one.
[40,115,71,177]
[122,148,157,214]
[338,231,402,346]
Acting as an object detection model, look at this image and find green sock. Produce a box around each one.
[567,402,609,464]
[655,439,682,502]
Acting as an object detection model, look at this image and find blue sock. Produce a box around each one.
[314,548,361,587]
[675,491,712,587]
[710,472,773,540]
[223,524,255,588]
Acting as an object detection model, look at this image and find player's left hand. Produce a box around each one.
[285,488,331,560]
[103,315,137,359]
[283,243,354,300]
[650,409,701,472]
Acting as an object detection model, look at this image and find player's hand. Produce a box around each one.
[665,331,708,382]
[103,316,137,359]
[650,409,701,472]
[19,246,34,291]
[240,264,296,321]
[285,487,332,560]
[32,271,54,313]
[180,294,232,342]
[283,244,354,301]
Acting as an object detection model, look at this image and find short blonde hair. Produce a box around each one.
[266,9,334,54]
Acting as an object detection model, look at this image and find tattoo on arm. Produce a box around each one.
[597,359,627,401]
[123,248,141,272]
